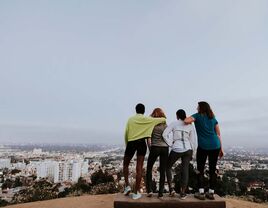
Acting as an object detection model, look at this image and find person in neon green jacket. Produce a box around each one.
[123,103,166,200]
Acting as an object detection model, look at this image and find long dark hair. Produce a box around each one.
[198,101,214,119]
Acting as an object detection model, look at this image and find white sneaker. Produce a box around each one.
[131,192,142,200]
[123,186,131,196]
[180,193,187,200]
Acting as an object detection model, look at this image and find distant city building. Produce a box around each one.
[55,160,89,183]
[36,161,57,181]
[0,158,11,169]
[33,148,42,155]
[241,163,251,170]
[13,162,27,170]
[223,163,233,170]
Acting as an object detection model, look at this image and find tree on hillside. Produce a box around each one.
[11,169,21,175]
[91,169,114,186]
[71,177,91,195]
[14,177,23,188]
[12,179,59,204]
[2,179,13,190]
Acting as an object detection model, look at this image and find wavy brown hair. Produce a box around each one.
[150,108,166,118]
[198,101,215,119]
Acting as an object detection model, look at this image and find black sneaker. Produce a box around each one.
[206,193,215,200]
[194,192,205,200]
[158,193,164,199]
[180,193,187,200]
[147,192,153,197]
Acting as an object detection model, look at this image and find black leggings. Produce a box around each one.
[196,147,220,190]
[166,150,193,192]
[146,146,168,194]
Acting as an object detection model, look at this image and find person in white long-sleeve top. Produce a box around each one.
[162,109,197,199]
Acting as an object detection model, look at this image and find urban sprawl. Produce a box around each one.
[0,144,267,204]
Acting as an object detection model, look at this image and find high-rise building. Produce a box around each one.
[35,160,89,183]
[55,160,89,183]
[72,161,81,182]
[81,160,89,176]
[36,161,57,181]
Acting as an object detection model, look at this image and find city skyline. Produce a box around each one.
[1,1,268,147]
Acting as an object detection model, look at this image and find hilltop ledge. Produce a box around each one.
[114,193,226,208]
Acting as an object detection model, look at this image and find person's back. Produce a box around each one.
[123,103,166,200]
[163,109,197,199]
[146,108,168,198]
[125,114,166,144]
[192,113,220,150]
[164,119,196,152]
[184,101,224,200]
[151,123,168,147]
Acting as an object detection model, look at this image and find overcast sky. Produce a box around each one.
[0,0,268,147]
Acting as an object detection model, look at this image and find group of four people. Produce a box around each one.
[123,102,224,200]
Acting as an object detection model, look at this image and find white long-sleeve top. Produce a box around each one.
[162,120,197,154]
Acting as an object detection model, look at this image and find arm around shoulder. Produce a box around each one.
[184,116,195,124]
[148,116,166,125]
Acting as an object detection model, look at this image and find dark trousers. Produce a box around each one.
[146,146,168,194]
[166,150,193,192]
[196,147,220,190]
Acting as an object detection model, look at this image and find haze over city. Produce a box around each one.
[1,0,268,147]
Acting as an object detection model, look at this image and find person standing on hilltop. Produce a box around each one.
[184,101,224,200]
[146,108,168,199]
[123,103,166,200]
[163,109,197,200]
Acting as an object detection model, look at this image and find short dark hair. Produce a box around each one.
[176,109,186,120]
[135,103,145,114]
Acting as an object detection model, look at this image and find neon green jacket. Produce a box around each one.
[124,114,166,145]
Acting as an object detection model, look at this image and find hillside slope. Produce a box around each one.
[4,194,268,208]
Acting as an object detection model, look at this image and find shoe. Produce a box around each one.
[123,186,131,196]
[158,193,163,199]
[194,192,205,200]
[147,192,153,197]
[169,190,176,197]
[180,193,187,200]
[131,192,142,200]
[206,193,215,200]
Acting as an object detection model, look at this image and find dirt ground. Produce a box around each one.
[4,194,268,208]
